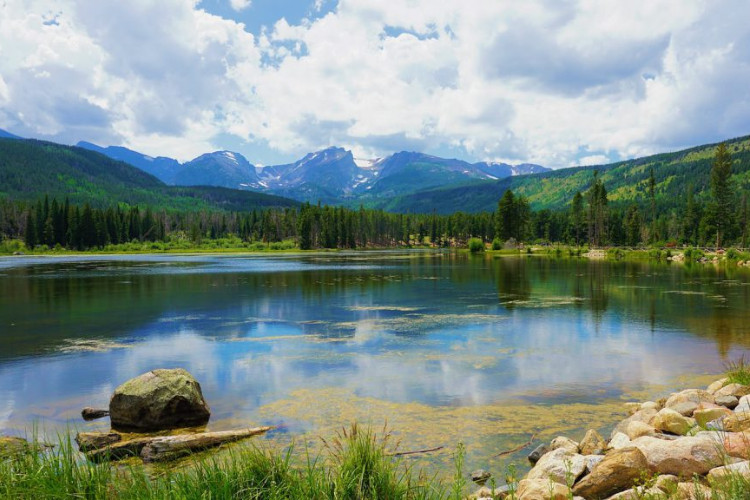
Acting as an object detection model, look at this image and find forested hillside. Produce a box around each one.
[0,139,298,212]
[384,135,750,214]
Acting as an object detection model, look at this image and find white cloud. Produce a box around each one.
[0,0,749,166]
[229,0,251,12]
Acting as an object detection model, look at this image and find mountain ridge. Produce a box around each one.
[72,138,550,204]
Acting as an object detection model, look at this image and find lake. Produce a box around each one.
[1,251,749,475]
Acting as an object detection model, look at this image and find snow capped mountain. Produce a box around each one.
[75,139,549,204]
[176,150,259,188]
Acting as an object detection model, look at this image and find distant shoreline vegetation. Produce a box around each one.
[1,143,748,258]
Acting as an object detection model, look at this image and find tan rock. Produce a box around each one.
[579,429,606,455]
[736,395,750,413]
[707,460,750,482]
[653,474,679,492]
[624,402,641,415]
[608,432,632,450]
[571,447,650,499]
[664,389,714,410]
[674,482,712,500]
[526,448,586,485]
[640,401,660,411]
[715,383,750,398]
[722,431,750,458]
[715,395,739,409]
[668,401,698,417]
[517,479,571,500]
[624,420,656,440]
[549,436,579,454]
[693,406,732,427]
[631,435,724,476]
[722,412,750,432]
[583,454,604,474]
[707,377,730,394]
[611,409,658,439]
[469,485,511,499]
[650,408,696,435]
[604,486,665,500]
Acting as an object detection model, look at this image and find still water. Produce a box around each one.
[1,251,749,473]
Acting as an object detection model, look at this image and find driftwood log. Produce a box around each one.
[75,432,121,452]
[141,426,273,462]
[86,436,158,462]
[83,426,273,463]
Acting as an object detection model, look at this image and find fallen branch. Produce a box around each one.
[141,426,274,463]
[390,446,444,457]
[493,434,535,458]
[86,436,156,462]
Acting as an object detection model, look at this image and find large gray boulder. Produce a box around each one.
[109,369,211,431]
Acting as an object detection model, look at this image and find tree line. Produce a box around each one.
[0,143,744,250]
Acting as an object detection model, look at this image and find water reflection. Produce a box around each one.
[1,253,749,440]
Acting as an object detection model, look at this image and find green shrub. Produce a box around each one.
[683,247,705,262]
[0,239,26,254]
[468,238,484,253]
[648,249,663,261]
[491,238,502,250]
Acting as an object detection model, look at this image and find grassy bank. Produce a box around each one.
[1,424,455,499]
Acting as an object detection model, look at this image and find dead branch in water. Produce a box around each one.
[493,434,535,458]
[390,446,444,457]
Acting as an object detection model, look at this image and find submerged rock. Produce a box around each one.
[471,469,491,485]
[109,368,211,431]
[527,444,549,465]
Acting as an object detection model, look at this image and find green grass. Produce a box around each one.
[0,425,450,499]
[726,356,750,386]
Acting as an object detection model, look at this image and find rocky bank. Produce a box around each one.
[472,377,750,499]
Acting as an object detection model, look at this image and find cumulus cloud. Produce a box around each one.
[0,0,749,166]
[229,0,251,12]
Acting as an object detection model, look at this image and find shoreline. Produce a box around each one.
[473,371,750,499]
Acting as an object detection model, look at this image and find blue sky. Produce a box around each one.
[1,1,750,168]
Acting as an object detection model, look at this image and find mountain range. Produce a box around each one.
[2,128,750,215]
[74,140,548,205]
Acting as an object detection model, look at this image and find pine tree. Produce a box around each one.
[25,209,37,249]
[624,204,642,247]
[570,191,584,246]
[648,168,658,243]
[710,143,733,248]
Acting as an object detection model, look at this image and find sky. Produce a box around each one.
[1,0,750,168]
